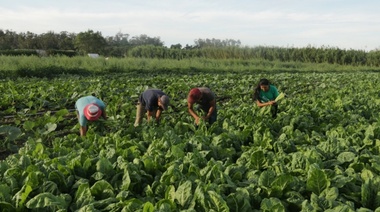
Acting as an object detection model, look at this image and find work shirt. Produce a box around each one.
[195,87,216,111]
[75,96,106,126]
[259,85,279,102]
[139,89,167,111]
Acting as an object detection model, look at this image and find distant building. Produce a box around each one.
[88,53,99,58]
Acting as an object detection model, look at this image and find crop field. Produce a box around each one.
[1,65,380,211]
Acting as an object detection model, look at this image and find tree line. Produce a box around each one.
[1,29,380,66]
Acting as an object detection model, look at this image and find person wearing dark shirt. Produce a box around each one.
[187,87,217,125]
[134,89,170,126]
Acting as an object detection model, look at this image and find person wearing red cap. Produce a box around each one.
[187,87,217,125]
[75,95,107,136]
[134,89,170,127]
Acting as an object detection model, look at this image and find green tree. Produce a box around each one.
[129,34,164,46]
[74,30,107,55]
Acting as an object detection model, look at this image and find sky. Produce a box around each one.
[1,0,379,51]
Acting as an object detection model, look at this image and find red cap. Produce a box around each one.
[84,104,102,121]
[188,88,201,103]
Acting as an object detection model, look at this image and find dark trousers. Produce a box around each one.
[198,105,217,125]
[271,104,278,118]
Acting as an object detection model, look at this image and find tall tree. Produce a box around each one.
[129,34,164,46]
[38,31,59,50]
[74,30,107,55]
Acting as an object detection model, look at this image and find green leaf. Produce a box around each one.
[121,168,131,190]
[90,180,115,199]
[165,185,176,200]
[23,121,35,131]
[171,145,185,159]
[226,188,252,212]
[259,170,276,188]
[156,199,175,212]
[25,192,70,210]
[96,157,114,176]
[251,150,265,170]
[275,93,285,102]
[44,122,57,134]
[175,180,193,208]
[260,197,286,212]
[207,190,229,212]
[142,202,154,212]
[54,109,69,117]
[361,177,380,209]
[0,201,15,211]
[73,183,94,210]
[48,171,66,189]
[13,184,33,209]
[271,174,295,194]
[337,152,356,164]
[0,126,22,141]
[322,187,339,201]
[306,164,330,195]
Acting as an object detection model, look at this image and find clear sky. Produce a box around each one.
[1,0,379,51]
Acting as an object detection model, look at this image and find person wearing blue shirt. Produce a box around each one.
[75,95,107,136]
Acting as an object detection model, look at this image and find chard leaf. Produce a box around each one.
[171,145,185,159]
[259,170,276,188]
[361,169,374,181]
[0,201,15,211]
[156,199,175,212]
[73,183,94,210]
[121,168,131,190]
[90,180,115,199]
[44,122,57,134]
[165,185,176,200]
[260,197,286,211]
[76,204,97,212]
[207,190,229,212]
[226,188,251,212]
[194,184,207,210]
[306,164,330,195]
[323,187,339,201]
[275,93,285,102]
[14,185,33,209]
[324,205,355,211]
[271,174,295,194]
[175,180,193,208]
[96,157,114,176]
[0,126,22,141]
[143,201,154,212]
[25,192,70,210]
[337,152,356,164]
[251,150,265,170]
[361,177,380,209]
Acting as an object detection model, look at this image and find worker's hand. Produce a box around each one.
[195,116,200,125]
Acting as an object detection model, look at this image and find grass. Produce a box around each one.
[0,56,379,79]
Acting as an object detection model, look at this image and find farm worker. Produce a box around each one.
[75,95,107,136]
[253,78,279,118]
[187,87,217,125]
[134,89,170,127]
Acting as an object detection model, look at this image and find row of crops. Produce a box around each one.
[1,70,380,211]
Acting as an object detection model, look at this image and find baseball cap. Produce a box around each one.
[84,103,102,121]
[160,95,170,110]
[188,88,201,103]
